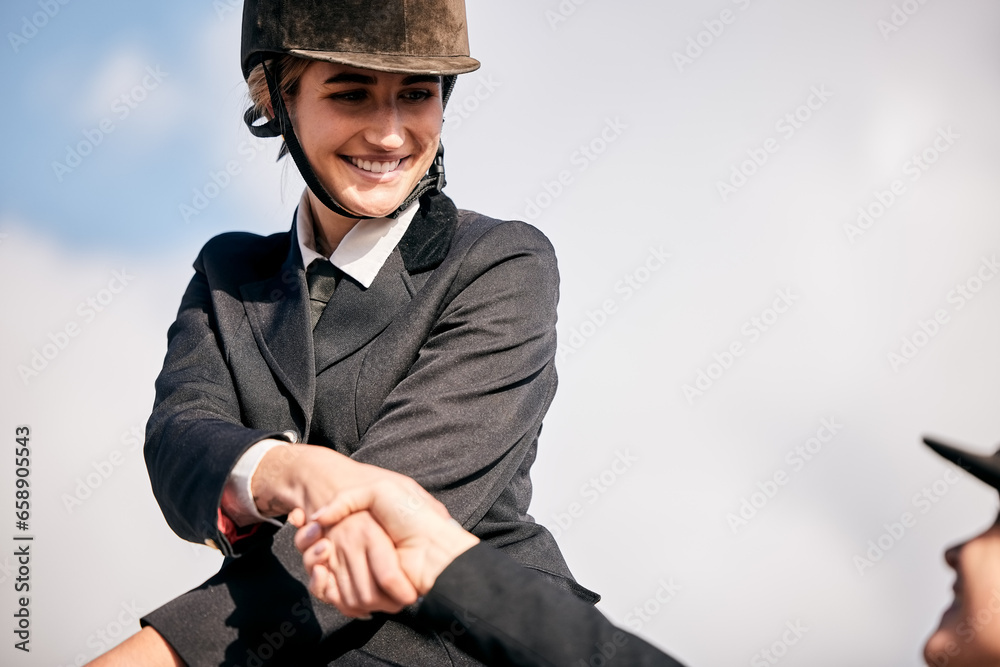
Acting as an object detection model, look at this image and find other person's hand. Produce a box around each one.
[292,462,478,614]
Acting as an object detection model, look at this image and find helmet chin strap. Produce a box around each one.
[244,59,450,221]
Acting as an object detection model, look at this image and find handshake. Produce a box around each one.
[277,452,686,667]
[287,458,480,618]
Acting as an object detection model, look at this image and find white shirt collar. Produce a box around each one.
[295,189,418,288]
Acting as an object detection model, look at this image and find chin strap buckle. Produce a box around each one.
[431,142,447,194]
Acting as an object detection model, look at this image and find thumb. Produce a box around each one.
[287,507,306,528]
[309,489,374,526]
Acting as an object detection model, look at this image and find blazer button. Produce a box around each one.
[282,430,299,443]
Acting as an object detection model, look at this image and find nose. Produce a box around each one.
[364,101,405,151]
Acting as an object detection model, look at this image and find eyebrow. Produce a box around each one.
[322,73,441,86]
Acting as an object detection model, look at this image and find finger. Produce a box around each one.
[366,532,418,607]
[309,491,372,526]
[340,531,381,610]
[333,514,408,613]
[294,522,324,554]
[311,564,370,618]
[302,537,331,573]
[288,507,306,528]
[308,563,332,602]
[332,544,361,611]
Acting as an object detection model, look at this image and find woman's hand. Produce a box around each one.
[251,443,396,520]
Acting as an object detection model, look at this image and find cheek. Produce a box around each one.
[965,548,1000,611]
[410,106,443,145]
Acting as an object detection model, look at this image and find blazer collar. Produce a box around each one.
[397,192,460,274]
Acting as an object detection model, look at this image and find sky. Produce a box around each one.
[2,1,1000,665]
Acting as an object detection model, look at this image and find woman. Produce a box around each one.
[94,0,595,664]
[923,436,1000,666]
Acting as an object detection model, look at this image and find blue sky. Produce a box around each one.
[2,0,273,252]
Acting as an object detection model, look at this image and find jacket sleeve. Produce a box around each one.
[418,544,688,667]
[350,220,560,531]
[144,256,290,556]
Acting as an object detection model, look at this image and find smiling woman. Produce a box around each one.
[85,0,596,666]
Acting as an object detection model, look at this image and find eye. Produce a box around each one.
[329,90,367,103]
[400,89,434,102]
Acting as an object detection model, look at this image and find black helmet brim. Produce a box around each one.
[924,435,1000,491]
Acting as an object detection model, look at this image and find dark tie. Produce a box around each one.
[306,259,340,329]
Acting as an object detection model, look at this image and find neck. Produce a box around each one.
[307,190,361,257]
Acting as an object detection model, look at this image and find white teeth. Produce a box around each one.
[351,157,400,174]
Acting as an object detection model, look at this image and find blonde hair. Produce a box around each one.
[246,55,313,121]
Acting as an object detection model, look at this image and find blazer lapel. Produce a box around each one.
[313,247,411,373]
[240,231,316,427]
[236,191,460,418]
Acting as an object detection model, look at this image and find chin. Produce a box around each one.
[341,191,413,218]
[924,627,957,666]
[923,608,1000,667]
[341,200,401,218]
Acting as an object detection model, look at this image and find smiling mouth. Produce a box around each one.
[349,157,402,174]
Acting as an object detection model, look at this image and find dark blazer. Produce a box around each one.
[141,193,596,665]
[419,544,688,667]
